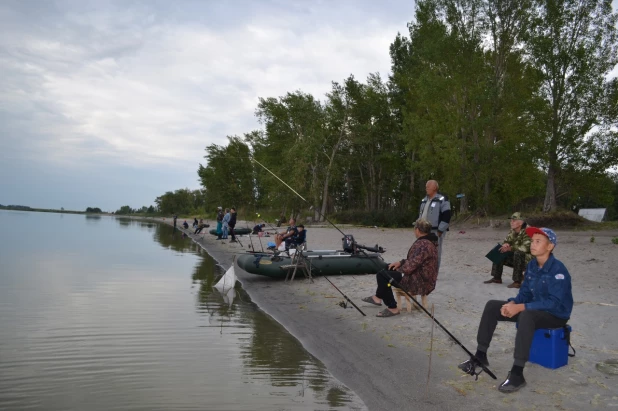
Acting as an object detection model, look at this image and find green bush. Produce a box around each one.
[525,211,590,228]
[612,237,618,244]
[331,209,419,228]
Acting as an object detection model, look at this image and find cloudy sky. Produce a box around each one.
[0,0,415,211]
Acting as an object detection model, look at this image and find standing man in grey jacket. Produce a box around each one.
[418,180,451,269]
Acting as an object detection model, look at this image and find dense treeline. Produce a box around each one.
[191,0,618,223]
[153,189,207,216]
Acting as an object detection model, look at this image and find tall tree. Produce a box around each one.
[197,137,254,211]
[526,0,618,211]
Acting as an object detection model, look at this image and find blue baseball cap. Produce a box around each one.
[525,227,557,246]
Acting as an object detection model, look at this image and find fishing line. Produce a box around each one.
[248,155,497,381]
[380,271,497,380]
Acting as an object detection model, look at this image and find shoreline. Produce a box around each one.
[151,216,617,410]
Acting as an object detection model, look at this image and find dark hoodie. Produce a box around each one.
[398,233,439,296]
[229,211,237,228]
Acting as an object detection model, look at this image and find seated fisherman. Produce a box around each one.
[183,220,189,229]
[362,218,439,317]
[275,218,298,249]
[291,225,306,247]
[484,212,532,288]
[458,227,573,393]
[252,223,266,235]
[194,219,206,234]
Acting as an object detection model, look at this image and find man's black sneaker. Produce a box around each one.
[457,356,489,374]
[498,372,527,393]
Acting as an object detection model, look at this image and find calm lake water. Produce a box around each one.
[0,210,365,411]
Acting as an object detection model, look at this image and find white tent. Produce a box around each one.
[578,208,607,222]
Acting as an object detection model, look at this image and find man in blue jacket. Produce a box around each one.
[458,227,573,393]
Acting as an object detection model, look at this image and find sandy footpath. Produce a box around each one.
[160,218,618,410]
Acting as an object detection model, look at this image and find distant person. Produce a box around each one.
[275,218,298,250]
[183,220,189,229]
[229,208,238,243]
[221,209,230,240]
[418,180,450,270]
[458,227,573,393]
[173,214,177,228]
[193,218,199,229]
[292,225,306,247]
[362,218,438,317]
[194,219,206,234]
[483,212,532,289]
[252,223,266,235]
[216,207,224,239]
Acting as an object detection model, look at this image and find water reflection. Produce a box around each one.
[181,230,362,409]
[0,215,364,410]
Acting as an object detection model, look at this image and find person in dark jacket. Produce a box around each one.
[292,225,306,247]
[276,218,298,250]
[194,219,207,234]
[252,223,265,235]
[458,227,573,393]
[362,218,439,317]
[228,207,238,242]
[182,220,189,229]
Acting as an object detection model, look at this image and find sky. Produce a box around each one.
[0,0,416,212]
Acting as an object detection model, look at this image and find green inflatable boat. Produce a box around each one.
[209,228,252,236]
[236,250,388,278]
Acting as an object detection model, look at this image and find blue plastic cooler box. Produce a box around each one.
[527,326,572,369]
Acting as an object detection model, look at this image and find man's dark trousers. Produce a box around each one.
[491,251,526,283]
[477,300,568,366]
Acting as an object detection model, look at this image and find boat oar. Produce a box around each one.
[323,275,366,316]
[380,270,497,380]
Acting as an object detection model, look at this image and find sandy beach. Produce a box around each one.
[164,218,618,410]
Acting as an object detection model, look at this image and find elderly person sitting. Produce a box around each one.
[362,218,439,317]
[483,212,532,289]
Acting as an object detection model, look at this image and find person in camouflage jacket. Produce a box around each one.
[483,212,532,288]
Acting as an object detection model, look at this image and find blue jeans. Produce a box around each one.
[222,226,228,239]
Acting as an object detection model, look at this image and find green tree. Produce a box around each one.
[251,91,327,218]
[197,136,254,212]
[526,0,618,211]
[115,205,133,215]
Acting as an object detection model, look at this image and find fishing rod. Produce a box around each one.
[231,224,243,248]
[381,270,497,380]
[250,156,497,381]
[252,158,348,239]
[323,275,366,316]
[255,212,280,234]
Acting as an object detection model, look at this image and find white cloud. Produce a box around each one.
[1,2,408,169]
[0,0,415,208]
